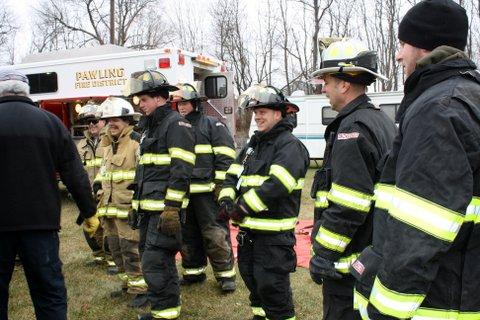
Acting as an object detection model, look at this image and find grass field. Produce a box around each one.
[8,169,323,320]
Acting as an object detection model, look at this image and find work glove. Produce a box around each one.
[92,182,102,197]
[217,198,235,222]
[83,216,100,238]
[158,207,181,236]
[127,209,139,230]
[309,254,342,285]
[230,202,248,222]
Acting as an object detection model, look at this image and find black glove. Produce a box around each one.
[127,209,139,230]
[230,202,248,222]
[217,199,234,221]
[92,182,102,196]
[309,255,342,285]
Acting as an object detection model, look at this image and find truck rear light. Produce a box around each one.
[158,58,171,68]
[178,53,185,65]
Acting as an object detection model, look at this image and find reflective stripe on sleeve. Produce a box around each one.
[165,188,186,202]
[327,183,373,212]
[269,164,297,193]
[85,157,103,167]
[240,175,269,187]
[465,197,480,224]
[96,207,130,219]
[213,146,236,159]
[294,178,305,190]
[95,170,136,182]
[194,144,213,154]
[218,187,236,201]
[190,183,215,194]
[315,190,329,208]
[215,170,227,180]
[139,153,171,165]
[412,308,480,319]
[374,183,395,211]
[131,198,189,211]
[151,306,181,319]
[315,226,351,253]
[370,276,425,319]
[169,147,196,165]
[334,253,360,274]
[234,217,297,231]
[354,288,371,320]
[243,189,268,212]
[226,163,243,176]
[389,187,463,242]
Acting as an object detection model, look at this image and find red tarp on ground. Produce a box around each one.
[176,220,314,268]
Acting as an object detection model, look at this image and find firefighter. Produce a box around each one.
[170,83,236,292]
[308,39,396,320]
[76,102,111,267]
[217,84,309,320]
[94,96,148,308]
[124,71,195,320]
[350,1,480,319]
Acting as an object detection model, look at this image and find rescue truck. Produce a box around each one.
[13,44,235,139]
[249,90,403,159]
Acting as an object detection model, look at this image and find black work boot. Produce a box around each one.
[107,265,120,275]
[110,287,127,298]
[179,274,206,286]
[251,316,266,320]
[128,294,149,308]
[220,279,236,293]
[137,313,153,320]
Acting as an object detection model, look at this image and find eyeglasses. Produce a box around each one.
[87,119,99,125]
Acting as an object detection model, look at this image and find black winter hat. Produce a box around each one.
[398,0,468,51]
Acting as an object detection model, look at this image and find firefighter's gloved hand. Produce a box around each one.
[309,255,342,285]
[230,203,248,222]
[92,182,102,197]
[159,207,181,236]
[83,216,100,238]
[127,209,138,230]
[217,199,235,222]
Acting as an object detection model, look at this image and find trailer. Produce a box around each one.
[13,44,235,139]
[249,91,403,159]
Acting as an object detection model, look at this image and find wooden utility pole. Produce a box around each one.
[110,0,115,44]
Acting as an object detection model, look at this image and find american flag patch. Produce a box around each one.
[337,132,359,140]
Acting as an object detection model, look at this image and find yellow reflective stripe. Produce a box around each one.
[252,307,266,317]
[294,178,305,190]
[128,277,148,289]
[139,153,171,165]
[327,183,373,212]
[465,197,480,224]
[315,226,351,253]
[390,187,464,242]
[213,268,236,278]
[195,144,213,154]
[96,207,130,219]
[334,253,360,273]
[132,198,189,211]
[226,163,243,176]
[235,217,297,231]
[374,183,395,211]
[219,187,236,201]
[370,276,425,319]
[183,266,207,276]
[165,188,186,202]
[190,183,215,194]
[213,146,236,159]
[315,190,329,208]
[215,170,227,180]
[85,157,103,167]
[96,170,136,181]
[151,306,181,319]
[413,308,459,319]
[169,147,196,165]
[243,189,268,212]
[240,175,269,187]
[107,260,116,267]
[118,272,128,282]
[269,164,297,193]
[353,288,371,320]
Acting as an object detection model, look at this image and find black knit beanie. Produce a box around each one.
[398,0,468,51]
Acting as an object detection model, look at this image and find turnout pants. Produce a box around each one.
[0,231,67,320]
[103,217,145,294]
[181,192,235,281]
[322,279,361,320]
[237,230,296,320]
[140,213,181,319]
[83,222,106,261]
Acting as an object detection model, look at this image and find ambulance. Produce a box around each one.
[13,44,235,139]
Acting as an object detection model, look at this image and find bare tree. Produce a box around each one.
[0,4,17,64]
[169,1,208,52]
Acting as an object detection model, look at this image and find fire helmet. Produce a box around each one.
[99,96,141,121]
[123,70,179,97]
[239,84,299,116]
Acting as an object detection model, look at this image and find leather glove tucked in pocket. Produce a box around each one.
[127,209,139,230]
[83,216,100,238]
[309,254,342,285]
[158,207,181,236]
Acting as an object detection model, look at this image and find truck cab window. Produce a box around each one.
[205,76,227,99]
[322,106,337,125]
[26,72,58,94]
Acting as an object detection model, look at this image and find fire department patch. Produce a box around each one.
[337,132,360,140]
[351,259,365,275]
[178,121,192,128]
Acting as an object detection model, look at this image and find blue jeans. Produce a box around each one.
[0,230,67,320]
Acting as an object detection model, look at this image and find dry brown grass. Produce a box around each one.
[8,169,323,319]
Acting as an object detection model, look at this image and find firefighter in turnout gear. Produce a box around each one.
[218,84,309,320]
[171,83,236,292]
[94,97,148,308]
[76,102,110,267]
[350,1,480,319]
[309,39,396,320]
[124,71,195,320]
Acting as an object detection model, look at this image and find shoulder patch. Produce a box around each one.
[337,132,359,140]
[178,121,192,128]
[215,122,225,127]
